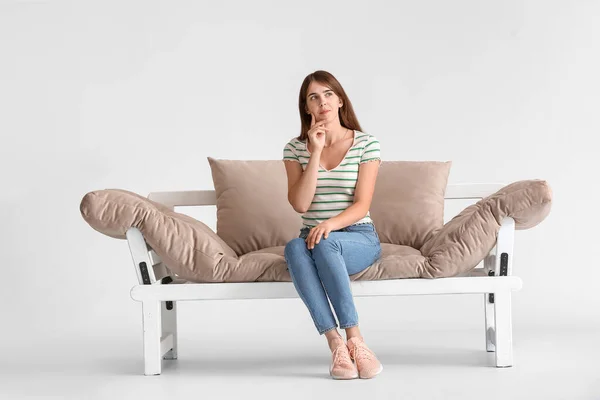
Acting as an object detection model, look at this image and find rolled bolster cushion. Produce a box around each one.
[79,189,241,282]
[419,179,553,278]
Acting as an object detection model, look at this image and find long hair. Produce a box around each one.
[296,70,363,142]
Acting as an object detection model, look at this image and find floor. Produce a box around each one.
[1,327,597,399]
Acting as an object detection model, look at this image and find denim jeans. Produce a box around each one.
[283,222,382,335]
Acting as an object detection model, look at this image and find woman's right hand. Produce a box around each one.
[307,113,328,152]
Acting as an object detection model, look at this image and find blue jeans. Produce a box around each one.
[283,222,382,335]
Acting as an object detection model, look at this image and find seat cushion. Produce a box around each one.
[182,243,428,283]
[80,179,552,283]
[183,174,552,281]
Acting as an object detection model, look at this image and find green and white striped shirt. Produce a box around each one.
[282,130,381,229]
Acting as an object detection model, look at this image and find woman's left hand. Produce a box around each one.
[305,220,337,250]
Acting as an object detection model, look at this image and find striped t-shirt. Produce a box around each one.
[282,130,381,229]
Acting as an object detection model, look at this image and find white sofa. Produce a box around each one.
[125,183,521,376]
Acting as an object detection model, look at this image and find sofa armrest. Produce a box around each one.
[147,190,217,209]
[484,217,515,277]
[127,227,172,285]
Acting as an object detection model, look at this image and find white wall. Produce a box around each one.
[1,0,597,346]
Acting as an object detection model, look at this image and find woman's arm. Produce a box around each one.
[284,148,322,213]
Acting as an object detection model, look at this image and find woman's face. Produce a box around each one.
[305,81,342,123]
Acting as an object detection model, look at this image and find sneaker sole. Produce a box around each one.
[359,363,383,379]
[330,366,359,380]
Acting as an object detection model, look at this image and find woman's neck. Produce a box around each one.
[323,123,349,147]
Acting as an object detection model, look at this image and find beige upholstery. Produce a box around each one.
[369,161,452,249]
[207,157,304,257]
[79,160,552,283]
[207,158,452,256]
[419,179,552,278]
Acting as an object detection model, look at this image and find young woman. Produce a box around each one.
[282,70,383,379]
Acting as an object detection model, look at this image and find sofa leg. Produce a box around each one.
[162,300,178,360]
[493,291,514,367]
[142,301,162,375]
[484,293,495,352]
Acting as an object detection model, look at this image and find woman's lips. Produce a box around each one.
[319,110,330,114]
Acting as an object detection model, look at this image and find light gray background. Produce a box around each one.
[1,0,598,398]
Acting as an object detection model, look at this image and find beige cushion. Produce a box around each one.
[79,174,552,282]
[370,161,452,249]
[79,188,240,283]
[207,158,451,255]
[207,157,304,257]
[418,179,553,277]
[218,179,551,282]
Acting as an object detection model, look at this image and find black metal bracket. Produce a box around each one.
[139,262,151,285]
[487,253,510,303]
[488,269,495,303]
[161,276,174,310]
[500,252,509,276]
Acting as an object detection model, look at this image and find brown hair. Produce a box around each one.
[296,70,363,142]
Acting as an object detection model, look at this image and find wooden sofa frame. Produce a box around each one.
[126,183,521,375]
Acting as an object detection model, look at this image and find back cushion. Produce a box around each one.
[208,158,451,255]
[208,157,303,256]
[369,161,452,249]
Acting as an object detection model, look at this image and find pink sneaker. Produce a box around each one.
[347,337,383,379]
[329,342,359,380]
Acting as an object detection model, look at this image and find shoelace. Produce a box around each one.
[349,341,374,362]
[332,344,353,366]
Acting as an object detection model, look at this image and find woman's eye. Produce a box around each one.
[309,93,332,101]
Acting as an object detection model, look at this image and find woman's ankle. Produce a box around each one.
[325,331,345,350]
[345,326,363,342]
[328,339,345,352]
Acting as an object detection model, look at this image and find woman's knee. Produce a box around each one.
[284,238,307,259]
[310,236,339,255]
